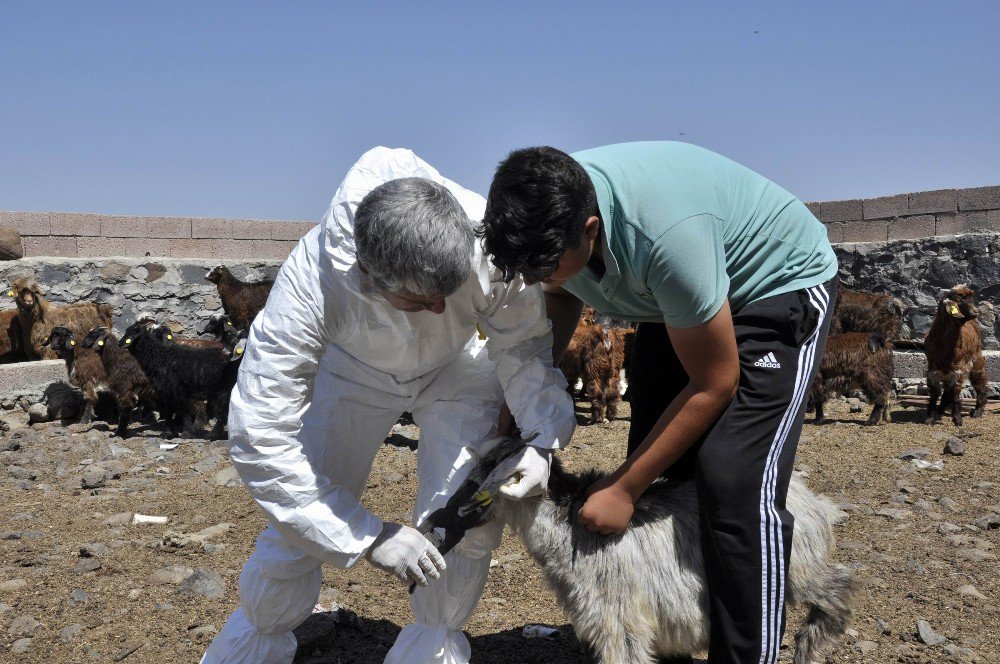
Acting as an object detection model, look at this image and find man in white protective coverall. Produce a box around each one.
[202,147,576,664]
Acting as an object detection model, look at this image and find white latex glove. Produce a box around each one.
[495,445,553,500]
[365,522,447,587]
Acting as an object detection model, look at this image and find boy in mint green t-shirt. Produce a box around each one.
[482,142,838,664]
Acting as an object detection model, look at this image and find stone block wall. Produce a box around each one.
[0,210,315,260]
[811,185,1000,244]
[834,233,1000,349]
[1,258,281,338]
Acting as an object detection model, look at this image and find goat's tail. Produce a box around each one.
[793,563,854,664]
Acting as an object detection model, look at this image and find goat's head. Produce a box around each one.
[938,285,979,321]
[10,277,43,313]
[119,320,154,349]
[45,326,75,355]
[204,265,229,284]
[81,326,113,350]
[201,312,239,339]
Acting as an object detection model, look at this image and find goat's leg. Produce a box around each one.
[114,406,131,439]
[862,385,886,426]
[79,400,95,425]
[948,378,964,426]
[970,361,988,419]
[79,385,98,424]
[584,377,607,424]
[812,390,827,425]
[925,373,941,424]
[209,392,230,441]
[592,633,658,664]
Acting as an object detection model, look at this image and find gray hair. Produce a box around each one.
[354,177,474,298]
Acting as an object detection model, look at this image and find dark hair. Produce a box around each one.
[480,146,597,282]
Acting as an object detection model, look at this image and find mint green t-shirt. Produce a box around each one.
[564,142,838,328]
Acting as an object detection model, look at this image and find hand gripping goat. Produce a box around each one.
[451,437,853,664]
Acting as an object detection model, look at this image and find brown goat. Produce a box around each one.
[609,326,636,401]
[831,288,903,340]
[80,327,159,439]
[924,285,988,426]
[1,307,26,363]
[46,326,111,424]
[560,317,620,424]
[10,277,113,360]
[205,266,274,330]
[810,332,894,426]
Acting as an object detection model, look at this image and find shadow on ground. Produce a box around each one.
[293,611,585,663]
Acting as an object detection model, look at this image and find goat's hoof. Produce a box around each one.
[971,409,984,419]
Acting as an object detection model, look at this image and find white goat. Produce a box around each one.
[468,437,853,664]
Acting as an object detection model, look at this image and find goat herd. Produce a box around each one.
[564,283,992,428]
[0,272,993,444]
[1,266,273,441]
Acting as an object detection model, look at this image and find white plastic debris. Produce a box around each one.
[522,624,561,639]
[159,443,179,450]
[132,513,169,526]
[911,459,944,471]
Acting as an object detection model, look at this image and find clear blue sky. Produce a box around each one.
[2,2,998,221]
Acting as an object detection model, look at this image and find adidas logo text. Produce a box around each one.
[754,352,781,369]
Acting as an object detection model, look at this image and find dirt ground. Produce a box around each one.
[1,396,998,663]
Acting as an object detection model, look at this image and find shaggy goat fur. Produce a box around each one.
[119,321,231,439]
[10,276,113,360]
[47,326,111,424]
[153,324,244,440]
[205,266,274,330]
[1,307,26,363]
[809,332,894,425]
[467,437,853,664]
[80,327,158,438]
[830,288,903,340]
[924,285,989,426]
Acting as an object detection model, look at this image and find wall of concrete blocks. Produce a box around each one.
[809,185,1000,244]
[3,184,998,260]
[0,210,316,260]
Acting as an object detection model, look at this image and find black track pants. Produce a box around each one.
[627,278,837,664]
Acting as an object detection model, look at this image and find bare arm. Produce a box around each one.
[579,302,740,534]
[542,283,585,364]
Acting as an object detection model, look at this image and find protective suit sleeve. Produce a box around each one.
[227,238,384,568]
[480,279,576,451]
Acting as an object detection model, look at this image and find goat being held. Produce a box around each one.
[451,437,853,664]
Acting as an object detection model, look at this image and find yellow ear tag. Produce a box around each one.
[236,347,244,354]
[125,338,131,344]
[6,290,12,297]
[98,340,105,347]
[167,334,173,340]
[476,323,487,340]
[70,340,75,346]
[948,302,961,316]
[226,321,232,327]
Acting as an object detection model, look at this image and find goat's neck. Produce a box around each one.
[498,497,572,567]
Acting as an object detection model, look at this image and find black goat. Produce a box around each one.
[119,321,231,439]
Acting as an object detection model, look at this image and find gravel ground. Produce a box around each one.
[1,397,998,663]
